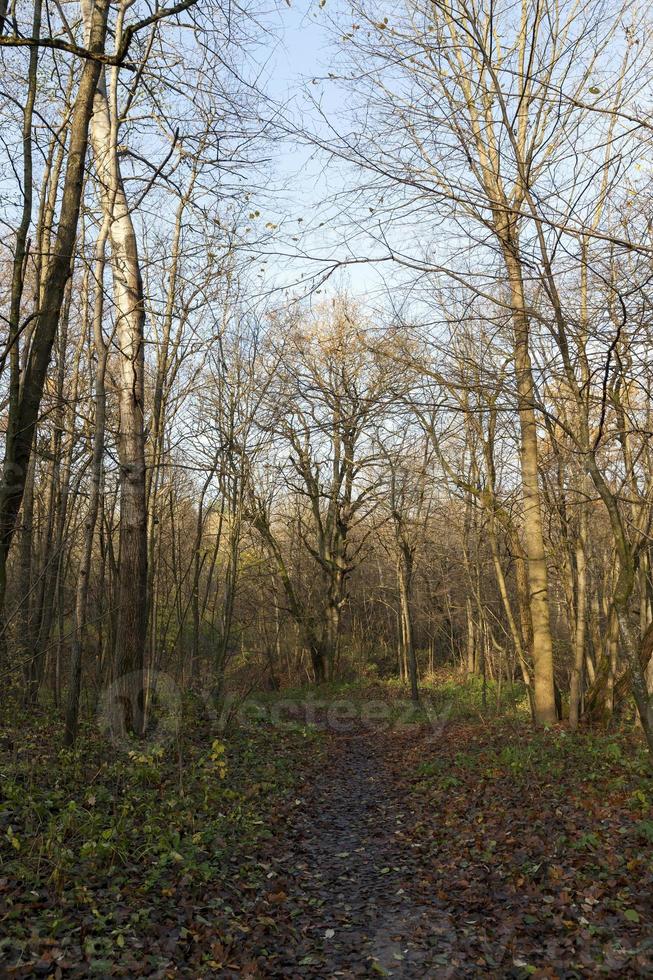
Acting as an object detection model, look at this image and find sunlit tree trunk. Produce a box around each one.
[82,0,147,734]
[501,238,557,725]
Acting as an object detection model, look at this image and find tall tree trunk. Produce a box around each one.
[501,238,557,725]
[82,8,147,735]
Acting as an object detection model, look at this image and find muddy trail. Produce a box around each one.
[244,728,459,978]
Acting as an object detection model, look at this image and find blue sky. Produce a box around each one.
[270,1,333,92]
[246,0,394,304]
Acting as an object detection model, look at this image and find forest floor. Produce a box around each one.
[1,678,653,978]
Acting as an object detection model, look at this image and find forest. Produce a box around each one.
[1,0,653,976]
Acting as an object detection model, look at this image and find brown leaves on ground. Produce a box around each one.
[379,721,653,977]
[1,707,652,977]
[201,719,653,977]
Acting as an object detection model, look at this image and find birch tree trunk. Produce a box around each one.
[82,0,147,735]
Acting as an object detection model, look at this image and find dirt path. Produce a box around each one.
[219,719,653,978]
[255,728,458,978]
